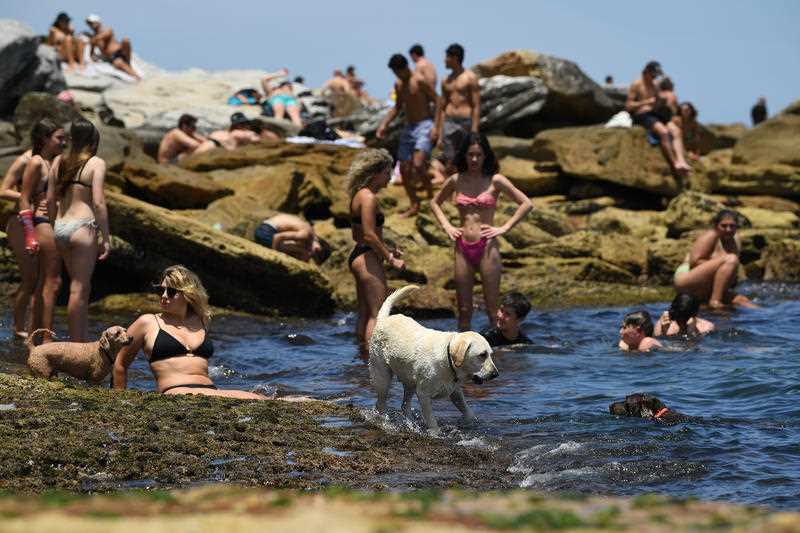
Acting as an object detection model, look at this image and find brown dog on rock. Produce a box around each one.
[26,326,132,383]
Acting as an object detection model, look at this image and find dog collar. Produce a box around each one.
[446,339,458,383]
[654,407,669,419]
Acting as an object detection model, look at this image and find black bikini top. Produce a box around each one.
[65,161,92,188]
[149,315,214,364]
[351,211,385,227]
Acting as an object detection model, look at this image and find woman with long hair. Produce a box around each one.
[47,119,110,341]
[113,265,266,399]
[347,148,405,356]
[430,132,532,331]
[47,12,85,72]
[17,119,66,341]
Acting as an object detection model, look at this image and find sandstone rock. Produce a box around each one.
[106,191,334,316]
[705,123,747,149]
[478,75,548,134]
[647,237,693,285]
[0,121,18,147]
[546,196,619,216]
[112,158,234,209]
[715,195,800,213]
[498,156,564,196]
[530,126,680,196]
[13,92,82,141]
[663,191,751,237]
[733,101,800,167]
[737,207,799,230]
[487,135,534,159]
[762,239,800,281]
[587,207,664,238]
[707,161,800,198]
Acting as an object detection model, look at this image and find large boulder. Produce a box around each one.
[0,20,66,115]
[111,158,234,209]
[732,100,800,167]
[530,126,680,196]
[477,75,548,134]
[762,239,800,281]
[498,156,564,196]
[13,92,82,141]
[106,191,334,316]
[662,191,750,237]
[704,149,800,198]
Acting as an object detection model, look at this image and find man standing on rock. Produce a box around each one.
[431,43,481,173]
[377,54,437,217]
[157,114,208,164]
[409,44,438,90]
[626,60,690,176]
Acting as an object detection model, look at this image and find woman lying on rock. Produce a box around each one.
[673,209,758,309]
[430,133,532,331]
[112,265,268,399]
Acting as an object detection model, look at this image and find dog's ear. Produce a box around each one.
[99,333,111,353]
[449,334,471,368]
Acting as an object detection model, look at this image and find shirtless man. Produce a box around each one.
[85,14,140,80]
[345,66,367,98]
[431,43,480,172]
[626,61,689,176]
[204,112,261,152]
[409,44,437,89]
[253,213,330,264]
[324,69,353,94]
[376,54,438,217]
[157,114,208,164]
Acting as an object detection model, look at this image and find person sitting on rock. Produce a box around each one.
[157,114,209,164]
[626,61,690,176]
[47,12,85,72]
[619,310,662,352]
[260,69,303,127]
[480,292,532,347]
[672,102,701,161]
[253,214,331,265]
[205,112,262,151]
[654,293,715,337]
[85,14,140,80]
[673,209,758,309]
[324,69,353,95]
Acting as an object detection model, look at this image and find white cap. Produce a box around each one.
[86,14,101,24]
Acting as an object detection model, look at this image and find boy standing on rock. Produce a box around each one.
[377,54,438,218]
[431,43,481,174]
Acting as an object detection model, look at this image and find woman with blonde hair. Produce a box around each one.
[47,118,110,341]
[113,265,267,399]
[348,148,404,356]
[17,118,67,341]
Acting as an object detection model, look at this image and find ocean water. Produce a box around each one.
[2,281,798,509]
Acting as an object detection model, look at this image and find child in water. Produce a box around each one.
[619,310,662,352]
[481,292,532,347]
[654,293,715,337]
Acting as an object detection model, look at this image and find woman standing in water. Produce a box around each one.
[430,133,532,331]
[347,148,404,356]
[673,209,757,309]
[18,119,66,341]
[113,265,266,399]
[48,119,111,341]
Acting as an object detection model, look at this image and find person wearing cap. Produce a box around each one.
[157,114,211,164]
[626,61,691,176]
[85,14,140,80]
[48,12,85,72]
[204,113,262,151]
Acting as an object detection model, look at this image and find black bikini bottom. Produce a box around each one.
[161,383,218,394]
[348,243,373,268]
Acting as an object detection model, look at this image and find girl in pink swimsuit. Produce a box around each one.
[430,133,532,331]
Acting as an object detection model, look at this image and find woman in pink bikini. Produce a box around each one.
[431,132,532,331]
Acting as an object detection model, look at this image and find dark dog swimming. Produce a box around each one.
[609,393,686,424]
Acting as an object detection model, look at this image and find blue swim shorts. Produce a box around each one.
[397,119,433,161]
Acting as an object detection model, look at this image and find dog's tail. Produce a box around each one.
[377,285,419,322]
[25,329,56,350]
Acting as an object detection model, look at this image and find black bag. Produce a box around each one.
[298,120,339,141]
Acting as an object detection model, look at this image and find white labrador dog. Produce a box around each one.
[369,285,498,432]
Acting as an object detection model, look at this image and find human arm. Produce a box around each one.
[431,93,443,143]
[625,82,655,113]
[46,156,59,225]
[376,86,401,139]
[0,153,28,201]
[358,193,403,269]
[260,68,288,95]
[688,230,719,267]
[696,317,715,335]
[639,337,662,352]
[430,177,463,241]
[173,129,202,151]
[112,315,149,390]
[469,73,481,132]
[19,157,44,253]
[653,311,670,337]
[271,226,312,253]
[481,174,533,239]
[91,158,111,260]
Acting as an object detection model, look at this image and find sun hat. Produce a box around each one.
[86,14,102,24]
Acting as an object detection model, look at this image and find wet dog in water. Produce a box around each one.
[26,326,132,383]
[369,285,499,433]
[609,393,685,424]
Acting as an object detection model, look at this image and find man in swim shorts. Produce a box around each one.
[626,61,690,176]
[157,114,208,164]
[254,213,330,264]
[409,44,438,90]
[204,112,261,152]
[376,54,438,217]
[431,43,480,173]
[85,14,140,80]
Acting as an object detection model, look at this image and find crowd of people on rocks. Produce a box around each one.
[3,14,770,401]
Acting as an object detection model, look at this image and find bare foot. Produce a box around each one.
[399,204,420,218]
[708,300,728,310]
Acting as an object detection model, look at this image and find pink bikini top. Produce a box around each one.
[455,192,497,209]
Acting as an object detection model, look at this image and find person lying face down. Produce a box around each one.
[618,310,662,352]
[481,292,532,347]
[654,293,715,337]
[253,213,331,264]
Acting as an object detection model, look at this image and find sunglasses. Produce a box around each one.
[154,285,180,298]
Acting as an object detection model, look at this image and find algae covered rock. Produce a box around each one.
[762,239,800,281]
[662,191,750,238]
[732,100,800,167]
[499,155,564,196]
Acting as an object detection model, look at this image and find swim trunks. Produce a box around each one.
[254,222,278,248]
[441,116,472,162]
[632,111,665,130]
[268,94,299,108]
[397,119,433,161]
[674,262,690,281]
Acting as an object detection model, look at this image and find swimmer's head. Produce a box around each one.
[445,43,465,68]
[388,54,410,79]
[668,293,700,325]
[496,292,531,331]
[159,265,212,326]
[621,310,655,341]
[454,132,498,176]
[30,118,65,157]
[408,44,424,60]
[346,148,394,198]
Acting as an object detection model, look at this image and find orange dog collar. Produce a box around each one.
[654,407,669,419]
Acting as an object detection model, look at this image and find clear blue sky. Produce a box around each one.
[5,0,799,125]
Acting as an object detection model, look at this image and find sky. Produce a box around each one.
[4,0,799,125]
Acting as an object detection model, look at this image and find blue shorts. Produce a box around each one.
[397,119,433,161]
[269,94,299,108]
[254,222,278,248]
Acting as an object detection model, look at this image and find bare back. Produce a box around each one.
[415,58,438,90]
[54,155,98,220]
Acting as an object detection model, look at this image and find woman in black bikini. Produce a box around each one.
[347,149,405,357]
[113,265,266,399]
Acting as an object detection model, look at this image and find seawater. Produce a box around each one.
[1,281,798,509]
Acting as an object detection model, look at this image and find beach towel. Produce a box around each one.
[604,110,632,128]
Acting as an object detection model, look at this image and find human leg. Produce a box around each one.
[6,218,38,337]
[399,161,420,217]
[75,37,86,69]
[112,57,140,80]
[286,104,302,127]
[271,101,286,121]
[120,38,132,63]
[651,121,679,171]
[709,253,739,308]
[164,386,268,400]
[34,224,61,342]
[351,250,387,354]
[63,225,99,341]
[412,149,432,200]
[479,241,502,326]
[667,121,691,172]
[674,255,729,302]
[454,245,476,332]
[62,35,77,69]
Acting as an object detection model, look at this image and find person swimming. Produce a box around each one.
[619,310,662,352]
[654,293,715,337]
